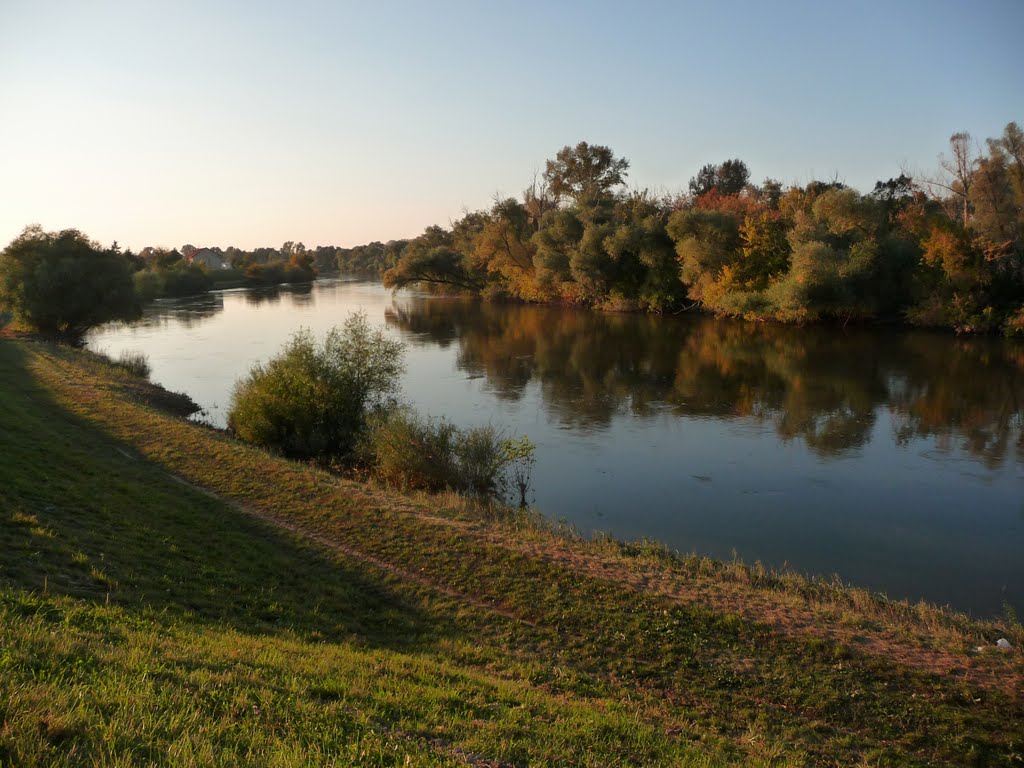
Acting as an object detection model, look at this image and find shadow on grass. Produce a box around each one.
[0,339,438,652]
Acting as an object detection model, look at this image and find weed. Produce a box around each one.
[114,350,150,378]
[501,435,536,508]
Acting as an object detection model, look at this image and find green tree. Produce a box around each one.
[759,178,784,209]
[383,225,485,292]
[768,188,887,322]
[688,164,719,198]
[717,159,751,195]
[532,209,584,291]
[543,141,629,211]
[603,192,683,311]
[0,226,141,337]
[569,221,616,300]
[688,159,750,197]
[228,313,405,460]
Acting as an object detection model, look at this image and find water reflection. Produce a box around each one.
[132,293,224,330]
[286,283,315,306]
[888,337,1024,469]
[244,287,282,306]
[387,297,1024,463]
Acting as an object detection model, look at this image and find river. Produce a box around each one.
[87,277,1024,618]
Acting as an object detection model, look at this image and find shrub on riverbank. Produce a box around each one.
[228,315,535,500]
[362,407,510,497]
[227,313,404,460]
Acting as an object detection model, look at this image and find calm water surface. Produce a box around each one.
[88,278,1024,617]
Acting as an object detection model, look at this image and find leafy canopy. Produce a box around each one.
[228,313,405,460]
[0,225,141,337]
[544,141,629,208]
[688,159,751,197]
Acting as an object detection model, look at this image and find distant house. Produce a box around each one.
[188,248,229,270]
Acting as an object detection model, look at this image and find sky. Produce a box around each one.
[1,0,1021,252]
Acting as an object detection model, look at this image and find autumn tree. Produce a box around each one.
[904,122,1024,332]
[473,198,542,300]
[971,122,1024,266]
[667,208,744,309]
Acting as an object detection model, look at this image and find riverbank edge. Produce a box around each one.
[2,332,1022,766]
[291,274,1024,337]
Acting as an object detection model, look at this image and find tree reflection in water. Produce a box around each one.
[386,297,1024,463]
[132,293,225,331]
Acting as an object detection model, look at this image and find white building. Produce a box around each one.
[188,248,229,270]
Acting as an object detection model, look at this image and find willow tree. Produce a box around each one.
[383,225,485,292]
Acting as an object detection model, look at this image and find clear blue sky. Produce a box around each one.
[1,0,1021,251]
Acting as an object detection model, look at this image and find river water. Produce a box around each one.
[88,277,1024,617]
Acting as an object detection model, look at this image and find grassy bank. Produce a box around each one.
[1,335,1022,766]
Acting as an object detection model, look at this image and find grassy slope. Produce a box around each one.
[0,336,1022,767]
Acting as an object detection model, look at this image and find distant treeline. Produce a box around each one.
[374,124,1024,334]
[127,240,409,299]
[117,241,316,300]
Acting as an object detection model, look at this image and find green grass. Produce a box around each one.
[1,336,1022,766]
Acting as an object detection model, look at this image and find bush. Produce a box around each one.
[208,268,244,287]
[161,264,213,297]
[362,407,461,492]
[227,313,404,460]
[454,422,508,497]
[245,262,286,285]
[134,270,165,302]
[363,407,532,500]
[0,226,141,337]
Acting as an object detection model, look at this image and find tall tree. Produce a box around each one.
[688,159,750,197]
[688,164,719,197]
[717,159,751,196]
[543,142,629,210]
[917,132,976,224]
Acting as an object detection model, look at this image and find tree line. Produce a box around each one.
[379,125,1024,334]
[3,123,1021,337]
[0,231,322,337]
[131,241,318,300]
